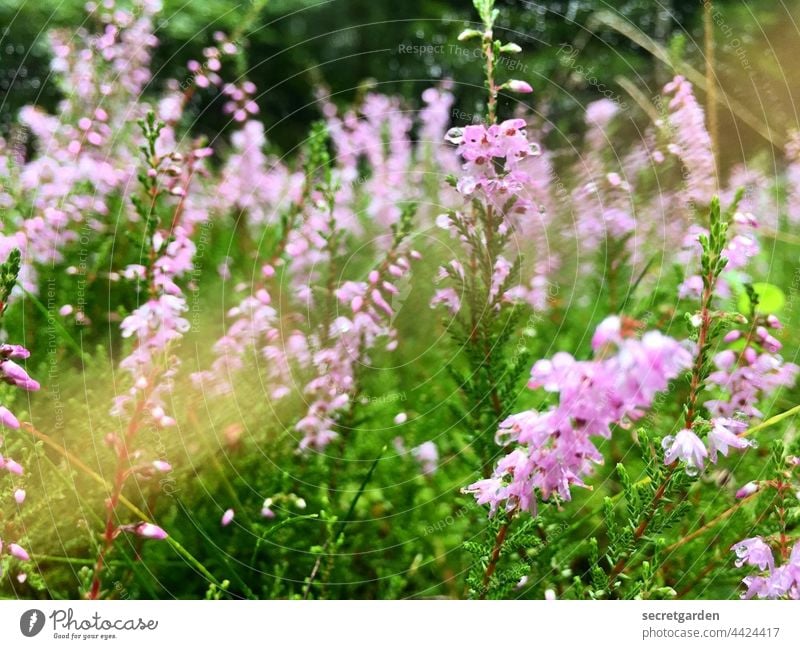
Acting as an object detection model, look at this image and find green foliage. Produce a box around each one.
[1,1,799,603]
[0,247,20,313]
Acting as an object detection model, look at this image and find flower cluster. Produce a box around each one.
[0,344,40,430]
[296,243,418,450]
[731,537,800,599]
[323,93,414,229]
[706,315,798,421]
[661,417,752,475]
[464,316,693,516]
[661,75,717,207]
[677,212,760,301]
[217,120,302,226]
[0,296,38,566]
[660,312,799,474]
[444,118,539,212]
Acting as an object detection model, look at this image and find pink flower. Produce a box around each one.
[123,522,168,540]
[14,488,26,504]
[468,318,692,516]
[505,80,533,94]
[591,315,621,350]
[732,537,774,571]
[0,359,40,391]
[662,429,707,472]
[0,406,20,429]
[411,441,439,475]
[735,481,759,499]
[585,99,618,127]
[2,457,23,475]
[430,288,461,314]
[708,417,751,462]
[8,543,30,561]
[662,76,717,205]
[733,537,800,599]
[221,508,235,526]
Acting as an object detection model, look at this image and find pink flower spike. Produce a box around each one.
[221,508,235,526]
[9,543,30,561]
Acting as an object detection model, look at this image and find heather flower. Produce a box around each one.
[445,117,539,206]
[294,241,416,450]
[662,75,717,206]
[1,456,24,475]
[467,317,692,515]
[732,538,800,599]
[221,508,235,527]
[732,537,774,571]
[505,80,533,93]
[585,99,618,128]
[0,406,20,429]
[785,130,800,224]
[735,481,759,499]
[705,314,798,420]
[8,543,30,561]
[430,288,461,314]
[0,359,40,391]
[662,429,707,472]
[707,417,751,462]
[121,522,168,541]
[411,441,439,475]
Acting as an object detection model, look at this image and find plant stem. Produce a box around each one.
[664,489,758,553]
[483,31,497,125]
[88,379,155,599]
[25,424,223,590]
[479,509,515,598]
[609,259,718,589]
[742,403,800,438]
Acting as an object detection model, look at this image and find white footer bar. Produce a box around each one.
[1,600,797,648]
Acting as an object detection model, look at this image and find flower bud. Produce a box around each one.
[457,29,483,41]
[505,80,533,93]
